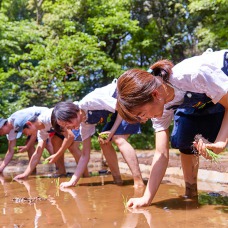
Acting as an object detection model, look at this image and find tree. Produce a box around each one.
[189,0,228,51]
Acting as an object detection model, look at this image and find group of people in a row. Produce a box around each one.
[0,82,145,188]
[0,48,227,208]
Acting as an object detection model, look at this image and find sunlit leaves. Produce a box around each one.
[189,0,228,50]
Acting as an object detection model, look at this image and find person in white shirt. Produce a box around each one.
[0,106,50,173]
[14,108,89,179]
[48,81,144,188]
[116,49,228,208]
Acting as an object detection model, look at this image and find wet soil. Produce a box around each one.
[2,149,228,192]
[3,149,228,172]
[121,149,228,173]
[0,174,228,227]
[0,150,228,227]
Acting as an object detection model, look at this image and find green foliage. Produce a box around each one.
[128,120,155,150]
[91,136,101,151]
[198,192,228,205]
[205,148,220,163]
[42,149,50,159]
[189,0,228,50]
[0,0,227,150]
[0,135,27,154]
[0,136,8,154]
[99,133,109,140]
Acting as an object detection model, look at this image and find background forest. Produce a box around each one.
[0,0,227,151]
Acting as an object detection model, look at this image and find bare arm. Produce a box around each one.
[99,113,123,143]
[60,137,91,188]
[109,113,122,136]
[14,140,46,179]
[127,129,170,208]
[46,129,74,163]
[195,93,228,155]
[18,132,37,153]
[0,139,17,172]
[213,93,228,149]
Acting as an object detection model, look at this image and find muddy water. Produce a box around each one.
[0,172,227,228]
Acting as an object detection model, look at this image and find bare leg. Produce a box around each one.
[100,150,108,168]
[112,135,144,188]
[68,141,90,177]
[100,142,123,185]
[180,152,199,198]
[51,135,66,175]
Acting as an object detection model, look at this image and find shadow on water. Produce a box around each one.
[0,171,228,227]
[153,194,228,212]
[152,197,202,210]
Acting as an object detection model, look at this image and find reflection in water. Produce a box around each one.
[0,174,227,227]
[121,208,154,227]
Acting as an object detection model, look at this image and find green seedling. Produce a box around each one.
[194,134,220,163]
[198,192,228,205]
[99,132,109,140]
[54,178,60,197]
[107,113,113,122]
[205,148,220,163]
[122,194,128,208]
[42,149,50,159]
[42,160,49,165]
[90,171,99,176]
[13,146,19,152]
[54,177,60,188]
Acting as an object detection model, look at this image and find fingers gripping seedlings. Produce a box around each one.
[99,132,109,140]
[42,160,49,165]
[122,194,128,208]
[193,134,220,162]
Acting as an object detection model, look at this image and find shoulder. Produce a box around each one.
[173,49,227,76]
[90,83,116,96]
[38,108,53,122]
[30,106,49,114]
[79,83,117,106]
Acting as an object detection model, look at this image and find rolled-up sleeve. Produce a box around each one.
[152,109,174,132]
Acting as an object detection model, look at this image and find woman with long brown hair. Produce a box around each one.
[117,49,228,208]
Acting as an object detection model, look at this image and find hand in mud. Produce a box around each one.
[60,186,77,198]
[127,196,151,209]
[14,173,28,180]
[60,181,75,188]
[0,174,5,185]
[98,131,112,144]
